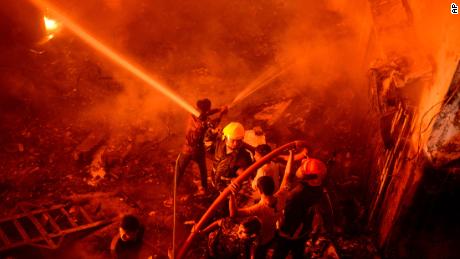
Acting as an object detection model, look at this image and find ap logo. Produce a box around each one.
[452,3,459,14]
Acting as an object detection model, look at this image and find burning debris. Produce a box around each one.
[87,146,107,186]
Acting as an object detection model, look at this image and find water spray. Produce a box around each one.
[230,62,294,108]
[29,0,200,117]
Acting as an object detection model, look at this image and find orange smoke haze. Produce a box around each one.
[2,0,458,149]
[31,0,200,117]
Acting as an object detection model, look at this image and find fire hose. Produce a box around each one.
[176,140,308,259]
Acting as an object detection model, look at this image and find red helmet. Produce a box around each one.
[296,158,327,186]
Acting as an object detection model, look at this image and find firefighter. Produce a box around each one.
[175,98,227,195]
[206,122,253,192]
[273,158,327,259]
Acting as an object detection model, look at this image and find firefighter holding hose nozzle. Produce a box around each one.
[175,98,228,196]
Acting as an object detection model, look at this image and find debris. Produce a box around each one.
[179,195,190,202]
[163,199,173,208]
[336,236,380,259]
[87,147,107,186]
[73,132,106,161]
[305,236,340,259]
[0,203,114,253]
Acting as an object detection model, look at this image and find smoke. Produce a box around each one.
[38,0,292,139]
[74,0,374,126]
[8,0,455,155]
[276,0,372,88]
[0,0,376,152]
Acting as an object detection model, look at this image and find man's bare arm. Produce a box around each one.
[279,150,294,191]
[229,182,254,217]
[201,220,221,234]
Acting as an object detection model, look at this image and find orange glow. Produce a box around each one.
[41,15,60,43]
[31,0,199,116]
[43,16,59,32]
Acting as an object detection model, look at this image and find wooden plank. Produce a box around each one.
[59,208,78,227]
[13,219,30,241]
[78,207,93,223]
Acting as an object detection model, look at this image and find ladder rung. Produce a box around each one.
[79,207,93,223]
[42,212,61,232]
[59,208,78,227]
[27,214,56,249]
[13,219,30,241]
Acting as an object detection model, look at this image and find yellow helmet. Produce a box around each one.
[223,122,245,140]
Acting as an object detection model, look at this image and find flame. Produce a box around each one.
[41,15,60,43]
[44,16,59,32]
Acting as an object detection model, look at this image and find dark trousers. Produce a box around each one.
[272,235,308,259]
[254,239,273,259]
[175,150,208,190]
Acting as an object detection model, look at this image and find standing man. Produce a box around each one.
[229,150,295,259]
[207,122,253,192]
[175,98,227,195]
[251,144,281,193]
[273,158,327,259]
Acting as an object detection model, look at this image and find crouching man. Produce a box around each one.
[110,215,144,259]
